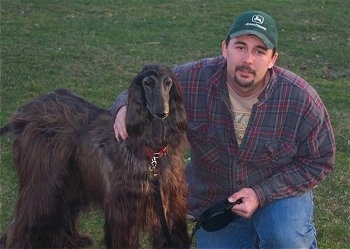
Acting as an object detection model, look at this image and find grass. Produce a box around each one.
[1,0,349,248]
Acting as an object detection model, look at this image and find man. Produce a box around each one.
[112,10,335,248]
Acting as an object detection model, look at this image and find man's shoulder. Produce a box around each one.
[273,65,301,81]
[272,66,310,90]
[173,56,225,76]
[271,66,322,105]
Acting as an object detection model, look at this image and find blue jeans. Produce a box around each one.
[196,191,317,249]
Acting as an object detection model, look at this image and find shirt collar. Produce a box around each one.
[257,67,277,103]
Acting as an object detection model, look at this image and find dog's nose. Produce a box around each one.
[156,112,169,119]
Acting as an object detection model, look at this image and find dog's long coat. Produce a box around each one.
[0,64,191,249]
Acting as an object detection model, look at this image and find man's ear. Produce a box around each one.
[269,51,278,69]
[222,40,228,58]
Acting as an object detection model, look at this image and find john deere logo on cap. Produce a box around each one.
[252,15,264,24]
[227,11,277,48]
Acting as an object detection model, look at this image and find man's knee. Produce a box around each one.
[254,192,317,249]
[258,224,316,249]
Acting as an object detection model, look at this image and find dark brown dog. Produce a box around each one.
[0,64,190,248]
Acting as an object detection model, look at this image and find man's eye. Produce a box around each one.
[256,50,266,55]
[236,46,246,52]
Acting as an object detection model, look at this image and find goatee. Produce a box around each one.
[234,65,256,88]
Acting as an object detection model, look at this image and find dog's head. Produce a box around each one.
[126,64,186,137]
[129,64,181,119]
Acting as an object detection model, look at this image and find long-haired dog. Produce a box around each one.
[0,64,191,248]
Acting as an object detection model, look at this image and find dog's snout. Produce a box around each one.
[156,112,169,119]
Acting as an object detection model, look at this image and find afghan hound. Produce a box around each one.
[0,64,191,249]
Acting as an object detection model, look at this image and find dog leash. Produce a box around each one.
[190,198,243,242]
[152,178,173,247]
[145,146,174,247]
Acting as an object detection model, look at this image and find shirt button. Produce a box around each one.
[237,181,242,186]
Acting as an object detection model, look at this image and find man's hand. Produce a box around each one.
[228,188,260,218]
[113,105,128,140]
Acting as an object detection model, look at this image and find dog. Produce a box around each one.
[0,64,191,248]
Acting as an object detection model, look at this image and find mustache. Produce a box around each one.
[235,65,256,75]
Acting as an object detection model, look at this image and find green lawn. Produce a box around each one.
[1,1,349,248]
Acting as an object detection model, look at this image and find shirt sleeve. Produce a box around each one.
[252,99,336,207]
[110,90,128,117]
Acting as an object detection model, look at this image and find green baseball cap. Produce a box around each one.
[227,11,278,49]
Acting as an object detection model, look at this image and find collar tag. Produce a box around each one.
[145,146,167,177]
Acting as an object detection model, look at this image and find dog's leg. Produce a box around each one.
[0,219,25,249]
[151,182,191,249]
[104,214,140,248]
[104,197,141,248]
[168,219,192,249]
[10,156,73,248]
[62,201,93,248]
[150,228,168,249]
[150,217,191,249]
[50,166,95,249]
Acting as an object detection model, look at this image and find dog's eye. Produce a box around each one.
[143,80,153,87]
[165,79,172,87]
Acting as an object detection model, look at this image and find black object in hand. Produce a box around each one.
[196,198,243,232]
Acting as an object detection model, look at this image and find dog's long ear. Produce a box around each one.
[125,71,149,137]
[168,69,183,104]
[168,69,188,133]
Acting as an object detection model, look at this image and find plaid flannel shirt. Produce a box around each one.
[112,56,335,218]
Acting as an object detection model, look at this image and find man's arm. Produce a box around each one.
[253,106,336,207]
[110,90,129,140]
[110,90,128,116]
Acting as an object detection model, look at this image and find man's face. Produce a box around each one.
[222,34,278,96]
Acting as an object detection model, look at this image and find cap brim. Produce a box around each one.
[229,30,275,49]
